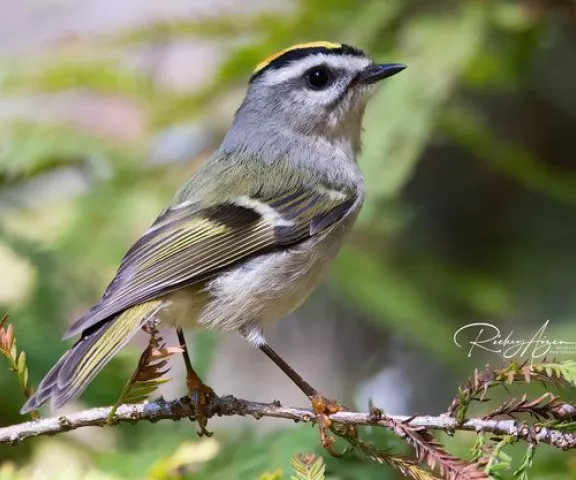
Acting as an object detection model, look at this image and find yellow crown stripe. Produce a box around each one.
[253,41,342,74]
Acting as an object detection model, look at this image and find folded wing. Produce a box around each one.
[64,187,357,338]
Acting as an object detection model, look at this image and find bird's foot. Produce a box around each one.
[187,377,216,437]
[310,395,357,457]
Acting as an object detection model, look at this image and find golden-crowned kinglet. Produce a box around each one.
[22,41,405,450]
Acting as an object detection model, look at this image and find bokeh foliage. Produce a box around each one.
[1,0,576,478]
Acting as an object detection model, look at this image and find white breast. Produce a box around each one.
[197,213,357,333]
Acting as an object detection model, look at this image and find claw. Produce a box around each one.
[310,394,356,457]
[188,378,216,437]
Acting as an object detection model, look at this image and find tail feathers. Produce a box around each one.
[21,300,163,414]
[21,327,103,413]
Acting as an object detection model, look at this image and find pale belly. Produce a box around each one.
[159,217,355,335]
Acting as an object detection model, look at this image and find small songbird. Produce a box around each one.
[21,42,405,451]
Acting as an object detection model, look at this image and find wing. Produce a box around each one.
[64,187,358,338]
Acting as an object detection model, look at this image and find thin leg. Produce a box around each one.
[176,327,215,437]
[176,327,201,385]
[258,342,355,456]
[259,343,318,398]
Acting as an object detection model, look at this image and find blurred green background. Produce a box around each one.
[1,0,576,478]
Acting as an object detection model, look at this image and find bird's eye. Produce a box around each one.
[305,67,332,90]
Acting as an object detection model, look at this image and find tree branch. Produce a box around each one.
[1,394,575,449]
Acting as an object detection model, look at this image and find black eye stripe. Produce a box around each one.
[250,44,365,83]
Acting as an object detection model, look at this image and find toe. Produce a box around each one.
[189,383,216,437]
[310,395,347,415]
[309,395,356,457]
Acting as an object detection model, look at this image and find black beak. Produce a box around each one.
[358,63,406,84]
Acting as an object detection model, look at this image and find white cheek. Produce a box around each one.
[291,75,350,109]
[291,87,339,109]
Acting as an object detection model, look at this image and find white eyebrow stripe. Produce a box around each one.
[260,54,371,86]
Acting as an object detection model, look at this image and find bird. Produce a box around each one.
[21,41,405,452]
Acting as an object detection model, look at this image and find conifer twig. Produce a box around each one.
[107,323,182,422]
[0,314,38,419]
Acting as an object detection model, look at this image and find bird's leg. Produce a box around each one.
[259,342,356,456]
[175,327,215,437]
